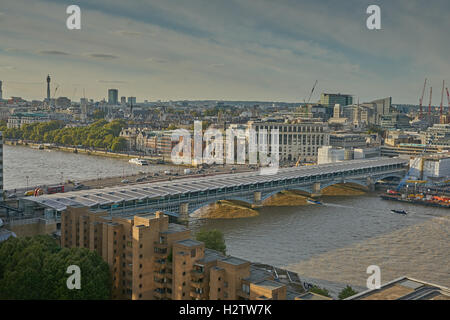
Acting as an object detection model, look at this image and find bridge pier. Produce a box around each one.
[366,177,375,192]
[178,202,189,222]
[310,182,321,198]
[251,191,263,208]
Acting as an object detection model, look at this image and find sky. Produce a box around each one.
[0,0,449,104]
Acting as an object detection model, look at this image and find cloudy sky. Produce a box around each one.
[0,0,449,104]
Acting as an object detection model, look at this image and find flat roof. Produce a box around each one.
[176,239,203,247]
[347,277,450,300]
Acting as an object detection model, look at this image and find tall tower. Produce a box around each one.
[47,75,51,100]
[0,81,3,100]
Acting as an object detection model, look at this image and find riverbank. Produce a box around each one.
[5,140,169,163]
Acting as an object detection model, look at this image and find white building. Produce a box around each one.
[317,146,345,164]
[248,121,330,163]
[409,154,450,180]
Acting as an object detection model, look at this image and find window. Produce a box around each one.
[191,249,196,257]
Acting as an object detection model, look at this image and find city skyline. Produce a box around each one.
[0,0,450,104]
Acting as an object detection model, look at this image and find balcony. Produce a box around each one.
[153,290,165,300]
[190,289,203,299]
[191,280,204,289]
[154,241,168,250]
[154,248,168,258]
[190,269,204,280]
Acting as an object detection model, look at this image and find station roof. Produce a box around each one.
[24,157,407,211]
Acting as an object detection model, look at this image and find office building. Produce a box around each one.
[128,97,137,106]
[7,112,50,129]
[248,121,330,162]
[409,154,450,180]
[0,131,3,197]
[108,89,119,105]
[0,80,3,100]
[329,133,367,149]
[61,207,302,300]
[320,93,353,108]
[317,146,345,164]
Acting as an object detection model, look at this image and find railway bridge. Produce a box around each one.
[22,157,407,220]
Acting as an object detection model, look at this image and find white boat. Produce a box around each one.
[129,158,149,166]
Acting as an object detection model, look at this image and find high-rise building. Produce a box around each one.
[120,96,126,105]
[0,131,3,198]
[320,93,353,108]
[0,80,3,100]
[46,75,51,100]
[108,89,119,105]
[61,207,300,300]
[128,96,137,105]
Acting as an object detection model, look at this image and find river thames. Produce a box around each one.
[5,144,449,295]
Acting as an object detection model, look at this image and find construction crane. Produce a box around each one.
[418,78,427,119]
[447,87,450,118]
[304,80,318,104]
[440,80,445,122]
[428,86,432,124]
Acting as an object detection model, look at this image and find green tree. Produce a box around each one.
[0,235,111,300]
[92,109,106,119]
[338,285,358,299]
[309,286,331,298]
[195,229,226,255]
[111,137,127,152]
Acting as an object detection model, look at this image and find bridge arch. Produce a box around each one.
[319,179,369,191]
[261,187,312,202]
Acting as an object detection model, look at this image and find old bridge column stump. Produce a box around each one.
[366,177,375,192]
[252,191,263,208]
[178,202,189,222]
[311,182,321,197]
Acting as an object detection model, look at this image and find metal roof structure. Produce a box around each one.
[25,157,407,211]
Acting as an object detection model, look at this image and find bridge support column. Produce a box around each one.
[252,191,263,208]
[178,202,189,222]
[311,182,321,197]
[366,177,375,192]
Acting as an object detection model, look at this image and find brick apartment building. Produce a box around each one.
[61,207,299,300]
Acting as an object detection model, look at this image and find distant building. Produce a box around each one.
[353,147,380,159]
[128,97,137,106]
[0,131,3,197]
[329,133,367,149]
[380,113,410,129]
[320,93,353,108]
[248,121,330,162]
[346,276,450,300]
[108,89,119,105]
[121,96,127,105]
[7,112,50,129]
[0,80,3,100]
[409,153,450,180]
[55,97,71,108]
[423,123,450,147]
[317,146,345,164]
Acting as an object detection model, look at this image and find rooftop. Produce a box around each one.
[347,277,450,300]
[176,239,203,248]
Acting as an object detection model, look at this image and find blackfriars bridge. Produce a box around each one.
[22,157,407,219]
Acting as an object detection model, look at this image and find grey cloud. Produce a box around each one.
[114,30,142,37]
[87,53,119,59]
[97,80,128,84]
[38,50,70,56]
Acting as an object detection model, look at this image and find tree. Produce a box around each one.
[338,285,358,299]
[0,235,111,300]
[195,229,226,255]
[309,286,331,298]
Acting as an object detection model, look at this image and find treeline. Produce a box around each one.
[0,119,128,152]
[0,235,111,299]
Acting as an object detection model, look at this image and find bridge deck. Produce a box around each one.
[23,157,407,213]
